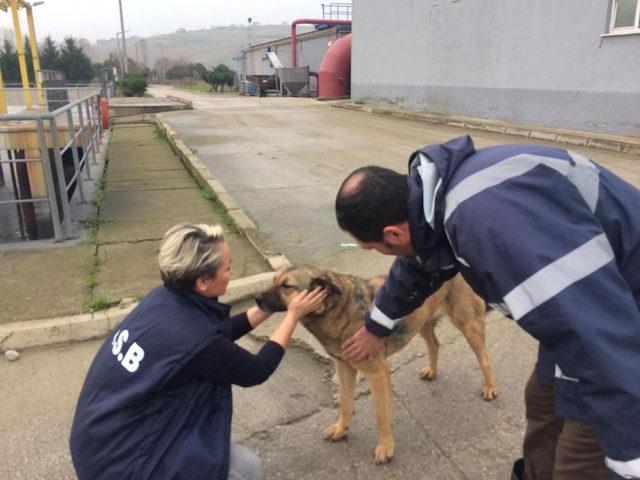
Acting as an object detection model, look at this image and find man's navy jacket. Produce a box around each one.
[365,136,640,479]
[70,284,233,480]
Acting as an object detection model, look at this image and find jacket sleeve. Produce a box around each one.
[365,256,447,336]
[447,173,640,478]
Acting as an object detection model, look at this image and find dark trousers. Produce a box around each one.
[522,370,608,480]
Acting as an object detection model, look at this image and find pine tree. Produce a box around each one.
[39,35,60,71]
[0,39,20,83]
[58,36,93,82]
[24,36,35,83]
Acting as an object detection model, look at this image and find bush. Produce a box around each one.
[120,72,148,97]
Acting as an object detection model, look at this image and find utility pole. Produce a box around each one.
[118,0,128,73]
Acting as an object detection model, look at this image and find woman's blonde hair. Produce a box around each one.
[158,223,225,289]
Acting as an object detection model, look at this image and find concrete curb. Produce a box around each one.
[332,101,640,155]
[0,272,275,352]
[155,114,292,272]
[0,115,293,354]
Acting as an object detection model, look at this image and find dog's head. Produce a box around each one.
[255,264,341,315]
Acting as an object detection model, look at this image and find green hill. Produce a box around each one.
[86,24,311,70]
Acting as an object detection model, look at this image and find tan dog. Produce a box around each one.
[256,264,498,464]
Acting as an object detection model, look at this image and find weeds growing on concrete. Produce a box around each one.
[91,136,111,207]
[155,125,168,143]
[199,187,239,234]
[84,255,101,289]
[83,131,112,312]
[88,293,113,312]
[86,216,109,245]
[188,146,198,154]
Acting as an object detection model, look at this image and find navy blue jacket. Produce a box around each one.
[366,136,640,479]
[70,284,234,480]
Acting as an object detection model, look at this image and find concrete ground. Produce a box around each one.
[149,85,640,273]
[0,301,536,480]
[0,123,269,324]
[1,86,637,478]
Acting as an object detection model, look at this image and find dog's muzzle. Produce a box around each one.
[255,293,287,313]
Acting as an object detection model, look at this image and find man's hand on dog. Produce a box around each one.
[341,326,386,361]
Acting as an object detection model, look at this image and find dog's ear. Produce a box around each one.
[307,276,341,316]
[309,276,341,296]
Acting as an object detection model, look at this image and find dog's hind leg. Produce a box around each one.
[449,309,499,401]
[361,359,394,464]
[418,321,440,381]
[324,359,357,442]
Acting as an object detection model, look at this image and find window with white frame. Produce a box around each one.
[610,0,640,33]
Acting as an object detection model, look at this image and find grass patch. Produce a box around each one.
[135,293,146,302]
[85,216,110,245]
[155,125,168,143]
[87,293,113,312]
[177,82,234,93]
[200,187,215,201]
[84,254,100,289]
[178,82,212,92]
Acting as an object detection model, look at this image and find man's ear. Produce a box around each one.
[309,277,341,296]
[382,222,411,246]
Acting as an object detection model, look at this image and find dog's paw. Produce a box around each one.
[323,423,348,442]
[418,366,437,381]
[374,442,395,464]
[482,385,499,401]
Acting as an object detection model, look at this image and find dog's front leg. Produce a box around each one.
[324,359,357,442]
[362,360,394,464]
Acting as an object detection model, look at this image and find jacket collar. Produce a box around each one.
[163,282,231,319]
[406,135,477,271]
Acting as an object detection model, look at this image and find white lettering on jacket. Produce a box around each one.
[111,329,145,373]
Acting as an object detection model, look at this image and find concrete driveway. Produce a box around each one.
[149,85,640,277]
[2,86,636,479]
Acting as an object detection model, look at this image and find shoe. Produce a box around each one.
[511,458,525,480]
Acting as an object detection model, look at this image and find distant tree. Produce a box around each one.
[22,37,41,83]
[126,57,147,74]
[92,52,119,80]
[213,63,235,91]
[119,72,147,96]
[58,36,93,82]
[194,63,235,92]
[0,39,19,82]
[165,62,195,80]
[39,35,60,71]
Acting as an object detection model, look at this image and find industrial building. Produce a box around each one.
[351,0,640,137]
[236,6,352,97]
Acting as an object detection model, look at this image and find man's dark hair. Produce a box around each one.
[335,165,408,242]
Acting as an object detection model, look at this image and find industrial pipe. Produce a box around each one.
[291,18,351,67]
[318,33,351,99]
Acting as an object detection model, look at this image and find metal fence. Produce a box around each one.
[1,83,106,113]
[0,92,104,242]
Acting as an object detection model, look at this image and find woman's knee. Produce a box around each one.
[228,443,262,480]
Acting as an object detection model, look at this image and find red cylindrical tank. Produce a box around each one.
[99,98,109,129]
[318,34,352,99]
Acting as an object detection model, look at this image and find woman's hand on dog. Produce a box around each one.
[287,287,328,320]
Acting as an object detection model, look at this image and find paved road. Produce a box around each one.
[150,85,640,276]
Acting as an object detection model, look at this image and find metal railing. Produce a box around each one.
[322,3,352,20]
[1,84,106,112]
[0,92,104,242]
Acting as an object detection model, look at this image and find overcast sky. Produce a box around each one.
[0,0,329,43]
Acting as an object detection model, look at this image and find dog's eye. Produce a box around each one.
[280,284,297,290]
